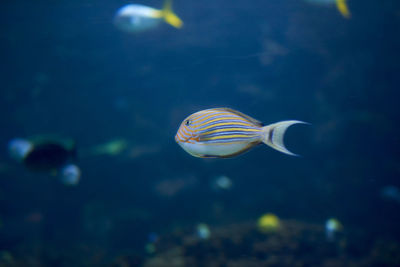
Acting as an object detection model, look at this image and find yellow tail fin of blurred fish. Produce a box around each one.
[162,0,183,28]
[336,0,351,18]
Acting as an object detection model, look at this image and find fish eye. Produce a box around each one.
[185,119,191,126]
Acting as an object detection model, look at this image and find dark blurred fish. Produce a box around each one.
[22,140,76,173]
[8,137,81,185]
[175,108,306,158]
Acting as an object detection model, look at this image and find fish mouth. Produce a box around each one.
[175,134,197,144]
[175,134,189,143]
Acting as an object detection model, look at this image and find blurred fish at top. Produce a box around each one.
[114,0,183,33]
[304,0,351,18]
[8,137,81,186]
[176,108,307,158]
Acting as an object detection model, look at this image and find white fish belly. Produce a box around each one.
[180,142,252,157]
[114,4,161,32]
[114,16,160,32]
[116,4,160,17]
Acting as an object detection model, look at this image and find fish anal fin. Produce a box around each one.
[198,154,219,158]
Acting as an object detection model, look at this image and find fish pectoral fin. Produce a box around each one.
[197,134,210,142]
[197,131,217,142]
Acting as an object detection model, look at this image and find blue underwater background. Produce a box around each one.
[1,0,400,266]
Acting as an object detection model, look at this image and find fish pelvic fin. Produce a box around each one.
[162,0,183,28]
[261,120,307,156]
[336,0,351,19]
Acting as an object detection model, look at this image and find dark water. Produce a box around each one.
[1,0,400,265]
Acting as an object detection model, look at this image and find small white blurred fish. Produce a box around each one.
[196,223,211,240]
[212,175,233,190]
[8,138,33,161]
[325,218,343,241]
[60,164,81,186]
[114,0,183,33]
[304,0,351,18]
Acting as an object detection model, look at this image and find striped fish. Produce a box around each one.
[175,108,306,158]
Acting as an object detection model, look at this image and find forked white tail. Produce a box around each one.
[262,120,307,156]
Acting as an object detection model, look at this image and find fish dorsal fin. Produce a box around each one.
[213,108,263,127]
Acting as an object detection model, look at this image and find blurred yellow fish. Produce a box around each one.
[305,0,351,18]
[257,213,281,233]
[336,0,350,18]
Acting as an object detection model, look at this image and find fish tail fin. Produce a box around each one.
[162,0,183,28]
[261,120,307,156]
[336,0,351,18]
